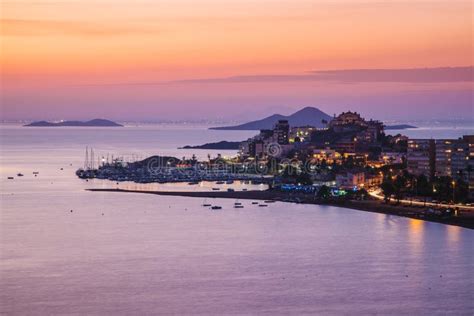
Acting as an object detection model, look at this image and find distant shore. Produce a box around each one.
[87,188,474,229]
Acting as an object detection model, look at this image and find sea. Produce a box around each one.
[1,122,473,315]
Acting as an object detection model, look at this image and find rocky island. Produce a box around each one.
[25,119,123,127]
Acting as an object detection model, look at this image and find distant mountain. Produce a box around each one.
[25,119,123,127]
[210,107,332,130]
[180,141,241,150]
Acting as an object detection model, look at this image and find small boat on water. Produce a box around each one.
[259,204,268,207]
[212,188,220,191]
[234,205,244,209]
[215,181,225,185]
[7,177,14,180]
[252,202,259,205]
[17,173,24,177]
[33,172,39,175]
[242,188,248,191]
[202,199,212,207]
[211,206,222,210]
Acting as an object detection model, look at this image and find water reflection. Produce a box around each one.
[408,218,425,256]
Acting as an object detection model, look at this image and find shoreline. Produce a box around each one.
[87,188,474,229]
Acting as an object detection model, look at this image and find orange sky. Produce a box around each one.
[0,0,473,120]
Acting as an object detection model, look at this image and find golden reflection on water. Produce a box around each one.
[408,218,425,255]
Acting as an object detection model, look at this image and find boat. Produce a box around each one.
[259,204,268,207]
[211,206,222,210]
[17,173,24,177]
[188,181,199,185]
[234,205,244,209]
[252,202,259,205]
[215,181,225,184]
[202,199,212,207]
[33,171,39,175]
[212,188,220,191]
[242,188,248,191]
[7,177,14,180]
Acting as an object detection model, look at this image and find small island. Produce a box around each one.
[24,119,123,127]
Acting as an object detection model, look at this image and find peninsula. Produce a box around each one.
[25,119,123,127]
[180,141,241,150]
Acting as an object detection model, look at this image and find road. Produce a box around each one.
[369,190,474,212]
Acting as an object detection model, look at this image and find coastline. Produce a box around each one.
[87,188,474,229]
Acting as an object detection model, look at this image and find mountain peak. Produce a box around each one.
[210,106,332,130]
[293,106,327,116]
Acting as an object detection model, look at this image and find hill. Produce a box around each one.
[25,119,123,127]
[210,107,332,130]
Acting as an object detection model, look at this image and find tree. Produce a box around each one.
[381,179,395,202]
[416,174,431,206]
[296,172,313,186]
[394,175,407,203]
[317,185,331,199]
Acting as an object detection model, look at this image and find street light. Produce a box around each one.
[452,180,456,203]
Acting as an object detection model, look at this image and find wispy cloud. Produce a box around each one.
[309,67,474,83]
[90,66,471,86]
[0,19,159,37]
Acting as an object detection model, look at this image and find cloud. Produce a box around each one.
[0,18,158,37]
[310,67,474,83]
[167,67,473,85]
[71,66,473,87]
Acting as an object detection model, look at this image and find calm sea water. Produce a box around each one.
[1,124,473,315]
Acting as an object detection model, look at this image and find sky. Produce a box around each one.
[0,0,473,122]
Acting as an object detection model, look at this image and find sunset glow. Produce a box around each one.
[1,0,473,120]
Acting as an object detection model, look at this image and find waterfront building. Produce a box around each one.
[380,152,405,165]
[329,111,368,132]
[464,135,474,199]
[312,148,342,164]
[365,173,383,188]
[239,121,292,158]
[407,139,435,179]
[289,126,318,143]
[332,137,356,154]
[451,140,469,181]
[435,139,454,177]
[274,120,290,145]
[336,171,365,189]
